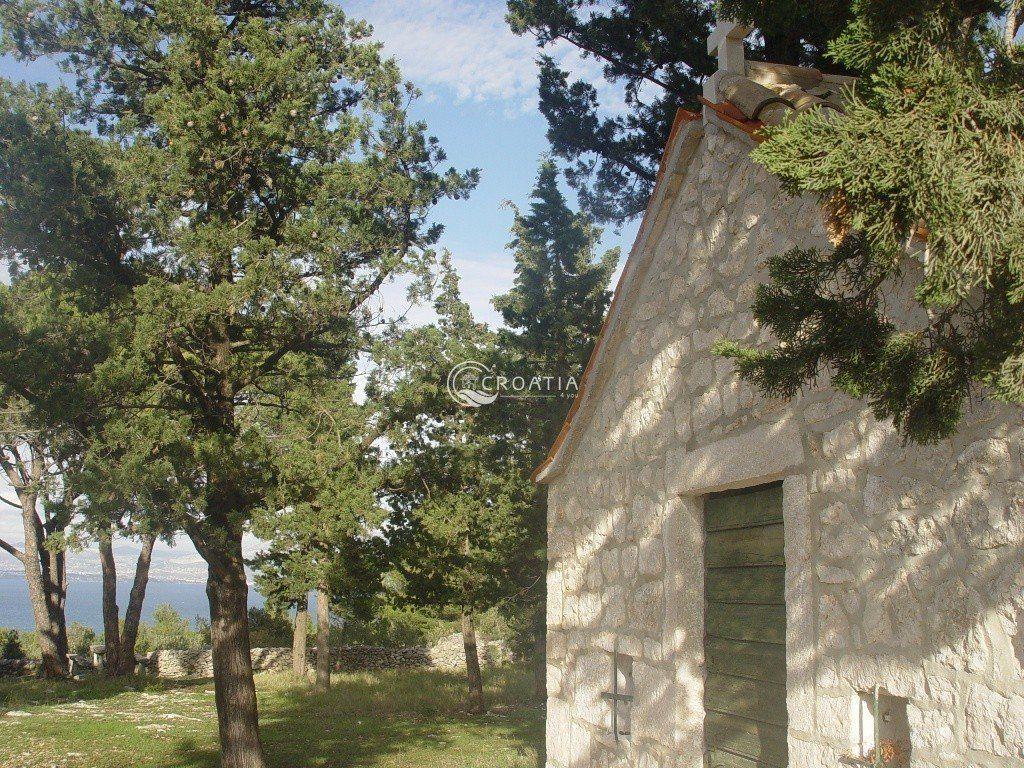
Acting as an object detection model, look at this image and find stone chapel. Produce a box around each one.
[534,20,1024,768]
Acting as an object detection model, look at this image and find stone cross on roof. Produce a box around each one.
[703,19,751,101]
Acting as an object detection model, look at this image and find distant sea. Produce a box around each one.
[0,575,266,632]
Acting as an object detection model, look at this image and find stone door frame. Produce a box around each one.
[666,415,813,767]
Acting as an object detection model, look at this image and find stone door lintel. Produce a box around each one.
[668,417,805,498]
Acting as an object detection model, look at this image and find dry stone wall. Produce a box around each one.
[0,634,510,680]
[149,633,510,680]
[545,118,1024,768]
[0,659,37,677]
[152,647,294,678]
[427,633,511,670]
[0,655,97,678]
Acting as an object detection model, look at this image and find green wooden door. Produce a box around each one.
[704,484,787,768]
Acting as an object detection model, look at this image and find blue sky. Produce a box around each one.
[0,0,640,578]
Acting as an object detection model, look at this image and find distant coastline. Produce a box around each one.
[0,574,265,632]
[0,569,209,585]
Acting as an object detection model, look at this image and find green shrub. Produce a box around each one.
[17,630,40,659]
[338,605,446,648]
[333,604,513,649]
[472,608,512,646]
[1,629,24,660]
[134,605,206,652]
[67,622,97,656]
[247,607,292,647]
[193,615,212,646]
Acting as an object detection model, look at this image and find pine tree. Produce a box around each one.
[385,432,528,713]
[489,161,616,698]
[0,2,474,763]
[716,0,1024,443]
[0,83,176,679]
[73,372,169,678]
[88,506,161,677]
[506,1,853,222]
[0,397,72,678]
[251,551,310,680]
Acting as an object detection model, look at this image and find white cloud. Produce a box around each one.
[368,252,514,329]
[450,254,515,325]
[347,0,625,113]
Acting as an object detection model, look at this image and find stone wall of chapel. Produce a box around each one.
[545,120,1024,768]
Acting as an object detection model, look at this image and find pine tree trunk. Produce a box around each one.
[50,542,68,657]
[315,588,330,692]
[98,528,122,676]
[292,602,308,682]
[203,537,266,768]
[19,490,68,678]
[461,611,484,714]
[195,270,264,768]
[115,533,156,675]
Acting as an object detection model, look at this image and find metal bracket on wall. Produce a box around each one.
[599,639,634,743]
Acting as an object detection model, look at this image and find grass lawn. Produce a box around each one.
[0,667,542,768]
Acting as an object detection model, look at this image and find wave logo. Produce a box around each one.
[447,360,498,408]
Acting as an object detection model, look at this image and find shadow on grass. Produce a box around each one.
[0,673,203,711]
[165,667,544,768]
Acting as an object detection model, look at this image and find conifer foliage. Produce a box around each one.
[717,0,1024,443]
[506,0,853,223]
[250,368,381,691]
[0,1,474,764]
[494,160,618,457]
[374,262,530,713]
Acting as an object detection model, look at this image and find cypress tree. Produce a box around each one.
[491,161,616,697]
[506,1,854,222]
[494,160,618,457]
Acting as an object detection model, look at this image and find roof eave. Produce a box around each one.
[533,110,706,484]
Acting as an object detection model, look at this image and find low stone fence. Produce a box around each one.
[148,646,381,679]
[149,633,511,680]
[0,658,38,677]
[426,633,511,670]
[0,654,96,677]
[0,633,511,679]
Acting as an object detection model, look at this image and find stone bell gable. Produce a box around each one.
[537,20,1024,768]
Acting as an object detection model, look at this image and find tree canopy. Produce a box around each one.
[374,261,527,616]
[250,367,382,622]
[371,262,531,710]
[486,161,615,677]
